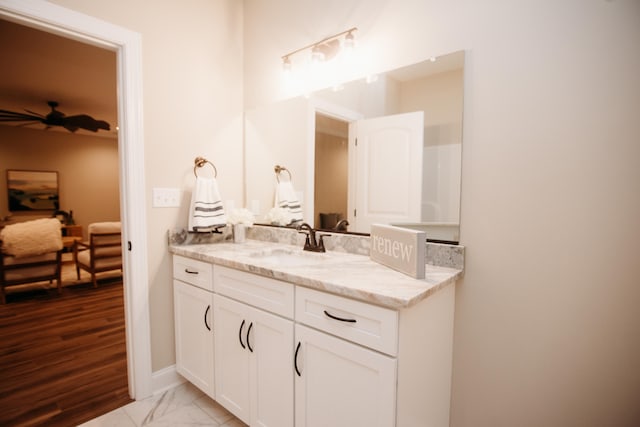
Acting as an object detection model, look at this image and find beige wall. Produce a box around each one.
[37,1,640,425]
[50,0,244,371]
[245,96,309,219]
[400,69,463,223]
[244,1,640,426]
[0,126,120,234]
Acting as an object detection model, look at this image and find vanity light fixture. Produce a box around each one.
[281,27,358,72]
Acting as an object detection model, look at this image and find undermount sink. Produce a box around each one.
[248,248,328,267]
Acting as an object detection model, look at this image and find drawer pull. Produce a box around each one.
[239,319,246,349]
[204,305,211,331]
[246,322,254,352]
[184,268,199,274]
[294,341,302,377]
[323,310,357,323]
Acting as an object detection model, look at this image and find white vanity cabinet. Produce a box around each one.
[172,250,457,427]
[172,255,215,399]
[213,266,295,427]
[294,286,398,427]
[294,284,456,427]
[294,324,397,427]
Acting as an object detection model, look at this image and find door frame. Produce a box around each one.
[306,98,363,228]
[0,0,152,399]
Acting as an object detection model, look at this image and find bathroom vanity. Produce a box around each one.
[170,238,461,427]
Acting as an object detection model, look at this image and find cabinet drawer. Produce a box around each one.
[173,255,214,292]
[295,287,398,356]
[214,265,294,319]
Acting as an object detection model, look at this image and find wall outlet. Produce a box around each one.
[152,188,181,208]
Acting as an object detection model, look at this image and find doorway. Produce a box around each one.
[314,112,349,230]
[0,15,127,419]
[0,0,152,401]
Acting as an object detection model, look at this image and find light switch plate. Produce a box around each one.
[152,187,181,207]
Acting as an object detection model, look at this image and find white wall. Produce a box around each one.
[244,1,640,426]
[50,0,244,371]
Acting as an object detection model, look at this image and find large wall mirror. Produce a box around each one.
[245,50,464,243]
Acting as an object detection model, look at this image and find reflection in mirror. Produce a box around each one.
[245,50,464,243]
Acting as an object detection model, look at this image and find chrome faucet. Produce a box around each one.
[297,223,327,253]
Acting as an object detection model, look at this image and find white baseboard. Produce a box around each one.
[151,364,186,395]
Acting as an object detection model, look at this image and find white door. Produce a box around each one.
[249,303,294,427]
[215,295,294,427]
[173,280,215,398]
[214,296,251,423]
[294,324,397,427]
[349,111,424,233]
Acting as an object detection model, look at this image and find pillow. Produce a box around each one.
[0,218,63,257]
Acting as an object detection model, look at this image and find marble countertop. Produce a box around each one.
[169,239,462,310]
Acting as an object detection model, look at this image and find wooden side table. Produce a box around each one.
[61,225,83,238]
[61,225,83,264]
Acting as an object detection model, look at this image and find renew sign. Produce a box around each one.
[370,224,426,279]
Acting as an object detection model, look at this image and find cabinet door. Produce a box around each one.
[173,280,215,398]
[294,324,397,427]
[215,295,294,427]
[249,302,294,427]
[213,295,251,424]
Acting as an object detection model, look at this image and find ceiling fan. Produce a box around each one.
[0,100,110,133]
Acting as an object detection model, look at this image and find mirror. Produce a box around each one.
[244,50,464,243]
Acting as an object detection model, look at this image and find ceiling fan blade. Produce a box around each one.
[1,102,111,133]
[24,109,46,118]
[63,114,111,132]
[0,109,44,122]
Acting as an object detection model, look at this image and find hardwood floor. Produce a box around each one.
[0,274,131,426]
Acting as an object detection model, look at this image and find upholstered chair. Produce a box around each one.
[73,221,122,288]
[0,218,63,304]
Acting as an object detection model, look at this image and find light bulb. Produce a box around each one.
[282,56,292,73]
[311,45,325,63]
[366,74,378,84]
[343,31,355,51]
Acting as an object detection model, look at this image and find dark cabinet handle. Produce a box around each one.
[323,310,357,323]
[185,269,199,274]
[204,305,211,331]
[239,319,246,349]
[246,322,254,352]
[294,341,302,377]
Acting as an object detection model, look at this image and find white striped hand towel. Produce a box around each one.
[275,180,303,223]
[188,177,228,232]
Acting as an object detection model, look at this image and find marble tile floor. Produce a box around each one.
[79,382,247,427]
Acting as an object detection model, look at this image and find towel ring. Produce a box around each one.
[194,156,217,178]
[274,165,292,183]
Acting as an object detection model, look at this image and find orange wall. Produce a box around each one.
[0,125,120,238]
[314,130,348,225]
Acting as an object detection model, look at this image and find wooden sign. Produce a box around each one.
[370,224,426,279]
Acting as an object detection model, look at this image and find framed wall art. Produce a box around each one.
[7,170,59,212]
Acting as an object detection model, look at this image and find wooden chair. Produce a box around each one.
[73,222,122,288]
[0,251,62,304]
[0,219,63,304]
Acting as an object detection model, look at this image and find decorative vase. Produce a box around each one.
[232,224,246,243]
